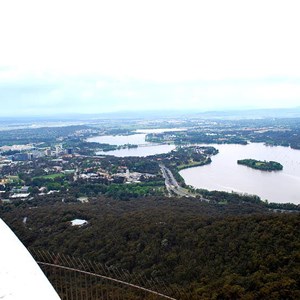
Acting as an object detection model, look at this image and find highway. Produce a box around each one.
[159,164,196,198]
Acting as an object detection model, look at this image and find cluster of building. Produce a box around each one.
[0,144,74,162]
[0,185,31,202]
[75,167,155,184]
[114,168,156,183]
[50,145,74,156]
[9,186,30,200]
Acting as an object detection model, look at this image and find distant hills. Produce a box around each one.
[195,107,300,119]
[1,107,300,123]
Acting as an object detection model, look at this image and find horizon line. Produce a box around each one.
[1,106,300,119]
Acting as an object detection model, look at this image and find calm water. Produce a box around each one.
[87,128,186,145]
[96,144,175,157]
[180,143,300,204]
[88,130,176,157]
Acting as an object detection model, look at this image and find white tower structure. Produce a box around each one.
[0,219,60,300]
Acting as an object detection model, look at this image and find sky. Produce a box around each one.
[0,0,300,116]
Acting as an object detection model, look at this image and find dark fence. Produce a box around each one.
[30,249,180,300]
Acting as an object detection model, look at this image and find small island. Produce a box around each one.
[237,159,283,171]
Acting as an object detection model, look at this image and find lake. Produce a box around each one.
[87,129,178,157]
[96,144,176,157]
[87,131,300,203]
[180,143,300,204]
[87,128,187,146]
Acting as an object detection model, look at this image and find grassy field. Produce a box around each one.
[177,159,209,171]
[34,173,65,180]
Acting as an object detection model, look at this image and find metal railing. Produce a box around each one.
[30,249,180,300]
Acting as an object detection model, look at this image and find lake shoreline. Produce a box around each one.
[86,132,300,204]
[180,143,300,204]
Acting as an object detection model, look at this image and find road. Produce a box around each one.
[159,164,196,198]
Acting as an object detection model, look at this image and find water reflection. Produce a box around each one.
[96,144,175,157]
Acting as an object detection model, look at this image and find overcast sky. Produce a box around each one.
[0,0,300,116]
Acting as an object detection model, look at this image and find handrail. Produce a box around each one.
[37,261,177,300]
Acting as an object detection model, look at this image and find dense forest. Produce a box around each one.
[1,196,299,299]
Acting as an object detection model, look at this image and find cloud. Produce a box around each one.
[2,75,299,116]
[0,1,300,115]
